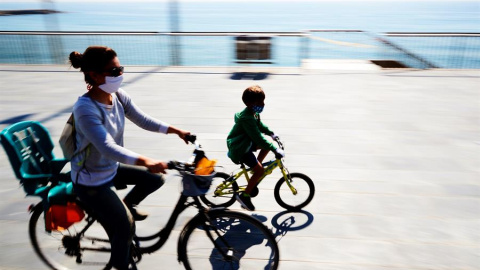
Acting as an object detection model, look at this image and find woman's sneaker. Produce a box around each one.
[127,205,149,221]
[236,192,255,211]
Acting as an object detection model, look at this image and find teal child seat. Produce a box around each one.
[0,121,71,197]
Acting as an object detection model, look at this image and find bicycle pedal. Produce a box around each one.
[130,244,142,263]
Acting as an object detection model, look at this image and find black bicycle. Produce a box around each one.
[28,135,279,270]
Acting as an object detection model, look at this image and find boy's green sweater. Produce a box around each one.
[227,107,276,164]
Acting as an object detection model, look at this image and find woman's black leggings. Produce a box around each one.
[73,164,164,270]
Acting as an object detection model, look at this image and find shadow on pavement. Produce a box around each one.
[270,210,314,240]
[0,114,35,124]
[230,72,269,80]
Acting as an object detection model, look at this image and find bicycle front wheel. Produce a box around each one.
[29,202,112,270]
[274,173,315,211]
[179,210,279,270]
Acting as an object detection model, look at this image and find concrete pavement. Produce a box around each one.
[0,64,479,269]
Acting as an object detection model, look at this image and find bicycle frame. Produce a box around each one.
[136,194,201,254]
[214,158,298,197]
[72,193,218,257]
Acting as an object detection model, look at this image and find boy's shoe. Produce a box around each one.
[236,192,255,211]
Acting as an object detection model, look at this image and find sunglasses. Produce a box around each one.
[104,66,124,77]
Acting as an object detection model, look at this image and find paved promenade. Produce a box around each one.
[0,64,479,270]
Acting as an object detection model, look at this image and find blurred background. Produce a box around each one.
[0,0,479,69]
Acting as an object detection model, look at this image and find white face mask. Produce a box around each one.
[99,75,123,94]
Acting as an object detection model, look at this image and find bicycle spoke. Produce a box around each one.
[30,205,112,270]
[201,172,238,207]
[274,173,315,211]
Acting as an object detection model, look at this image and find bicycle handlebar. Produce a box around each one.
[168,133,200,172]
[168,160,195,172]
[185,134,197,144]
[170,134,283,171]
[274,137,284,150]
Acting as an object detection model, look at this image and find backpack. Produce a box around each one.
[58,114,76,160]
[59,93,123,160]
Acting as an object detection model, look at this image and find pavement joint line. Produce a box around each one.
[315,190,480,199]
[277,235,480,247]
[278,260,475,270]
[300,212,480,221]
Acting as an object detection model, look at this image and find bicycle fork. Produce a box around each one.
[279,163,297,195]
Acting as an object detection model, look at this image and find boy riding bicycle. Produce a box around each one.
[227,85,284,211]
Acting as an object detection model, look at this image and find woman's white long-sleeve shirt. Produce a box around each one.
[71,88,169,186]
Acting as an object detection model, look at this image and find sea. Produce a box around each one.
[1,1,479,68]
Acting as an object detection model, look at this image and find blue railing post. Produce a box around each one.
[300,31,310,66]
[169,0,181,66]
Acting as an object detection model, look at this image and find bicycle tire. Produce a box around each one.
[178,209,279,270]
[274,172,315,211]
[200,172,238,207]
[29,201,112,270]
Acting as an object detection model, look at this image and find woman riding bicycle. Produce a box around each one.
[69,45,190,270]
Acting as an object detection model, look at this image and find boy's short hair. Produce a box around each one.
[242,85,265,105]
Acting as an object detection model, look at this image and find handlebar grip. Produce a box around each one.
[185,134,197,143]
[167,161,177,170]
[276,139,285,151]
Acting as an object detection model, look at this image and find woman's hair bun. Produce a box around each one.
[69,51,83,69]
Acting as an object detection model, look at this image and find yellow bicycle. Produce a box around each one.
[200,138,315,211]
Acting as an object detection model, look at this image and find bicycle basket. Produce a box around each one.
[181,172,215,197]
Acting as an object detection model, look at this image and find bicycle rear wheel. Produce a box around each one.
[274,173,315,211]
[179,210,279,270]
[29,202,112,270]
[200,172,238,207]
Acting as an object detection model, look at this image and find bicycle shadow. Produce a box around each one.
[269,210,315,241]
[207,214,277,270]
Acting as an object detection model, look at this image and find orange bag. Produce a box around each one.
[45,202,85,231]
[195,157,216,175]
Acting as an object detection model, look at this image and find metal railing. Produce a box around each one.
[0,31,167,66]
[379,32,480,69]
[0,31,307,67]
[0,30,479,69]
[305,30,480,69]
[304,30,377,61]
[167,31,307,67]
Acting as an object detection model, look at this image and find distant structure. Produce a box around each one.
[0,9,61,16]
